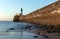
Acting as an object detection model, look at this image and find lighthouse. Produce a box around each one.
[20,8,23,15]
[13,8,23,22]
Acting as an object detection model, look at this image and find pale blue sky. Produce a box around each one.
[0,0,57,21]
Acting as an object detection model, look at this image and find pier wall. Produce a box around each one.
[13,1,60,26]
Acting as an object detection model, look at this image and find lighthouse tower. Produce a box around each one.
[20,8,23,19]
[13,8,23,22]
[20,8,23,15]
[18,8,24,22]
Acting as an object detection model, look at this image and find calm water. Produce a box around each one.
[0,21,32,31]
[0,21,35,39]
[0,21,59,39]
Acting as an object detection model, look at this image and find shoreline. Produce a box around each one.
[23,23,60,35]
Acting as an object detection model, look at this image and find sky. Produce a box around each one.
[0,0,57,21]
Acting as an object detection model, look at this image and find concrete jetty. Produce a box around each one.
[13,0,60,26]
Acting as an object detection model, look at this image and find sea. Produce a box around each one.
[0,21,59,39]
[0,21,35,39]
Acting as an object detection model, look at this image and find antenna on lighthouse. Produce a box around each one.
[21,8,23,15]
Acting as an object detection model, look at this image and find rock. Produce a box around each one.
[25,26,32,29]
[42,35,49,38]
[9,28,15,30]
[34,36,38,38]
[6,31,9,32]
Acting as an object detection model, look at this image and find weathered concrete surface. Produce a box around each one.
[13,1,60,25]
[13,15,20,22]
